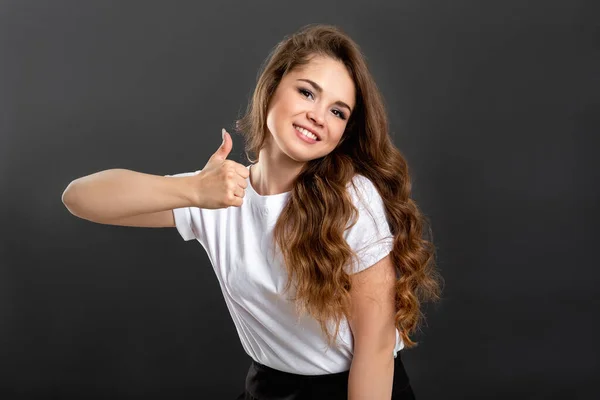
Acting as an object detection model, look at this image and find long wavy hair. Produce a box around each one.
[235,24,442,348]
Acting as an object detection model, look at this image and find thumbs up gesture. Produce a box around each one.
[192,129,250,209]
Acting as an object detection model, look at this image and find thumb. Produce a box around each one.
[212,128,232,161]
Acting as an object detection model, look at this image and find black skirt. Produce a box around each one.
[236,353,415,400]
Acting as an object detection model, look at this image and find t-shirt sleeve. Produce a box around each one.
[344,175,395,274]
[164,170,204,243]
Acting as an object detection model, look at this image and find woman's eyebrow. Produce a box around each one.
[296,78,353,113]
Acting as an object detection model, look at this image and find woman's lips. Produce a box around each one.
[294,125,319,144]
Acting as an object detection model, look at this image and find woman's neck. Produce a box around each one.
[251,150,304,196]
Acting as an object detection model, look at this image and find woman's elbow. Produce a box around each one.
[62,181,82,214]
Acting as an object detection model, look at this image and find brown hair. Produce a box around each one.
[235,24,442,348]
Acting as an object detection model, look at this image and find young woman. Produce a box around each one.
[62,24,442,400]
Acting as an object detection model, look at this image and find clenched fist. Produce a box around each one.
[191,129,250,209]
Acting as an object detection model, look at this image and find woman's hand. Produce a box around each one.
[191,129,250,209]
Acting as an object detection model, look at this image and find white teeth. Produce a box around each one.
[294,125,318,140]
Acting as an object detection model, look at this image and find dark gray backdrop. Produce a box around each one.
[1,0,598,399]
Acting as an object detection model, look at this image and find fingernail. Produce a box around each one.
[221,128,225,143]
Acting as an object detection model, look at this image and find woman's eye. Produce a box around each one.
[299,88,313,99]
[332,110,347,120]
[299,88,346,120]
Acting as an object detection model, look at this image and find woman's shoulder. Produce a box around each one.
[346,173,380,206]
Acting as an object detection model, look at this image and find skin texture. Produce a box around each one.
[250,55,356,196]
[348,253,398,399]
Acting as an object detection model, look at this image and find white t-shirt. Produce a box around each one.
[166,165,404,375]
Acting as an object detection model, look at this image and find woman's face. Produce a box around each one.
[265,55,356,163]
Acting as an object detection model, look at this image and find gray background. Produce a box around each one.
[1,0,598,398]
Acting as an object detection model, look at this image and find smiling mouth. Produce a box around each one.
[293,124,320,141]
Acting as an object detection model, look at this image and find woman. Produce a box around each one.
[62,24,442,399]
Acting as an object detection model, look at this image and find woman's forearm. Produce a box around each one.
[348,350,395,400]
[62,168,195,222]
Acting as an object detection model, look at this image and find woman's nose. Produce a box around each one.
[307,109,325,127]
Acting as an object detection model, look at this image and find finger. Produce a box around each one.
[234,163,250,179]
[232,196,244,207]
[233,185,245,198]
[237,176,248,189]
[212,129,233,161]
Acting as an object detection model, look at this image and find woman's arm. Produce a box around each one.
[62,169,197,225]
[348,254,398,399]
